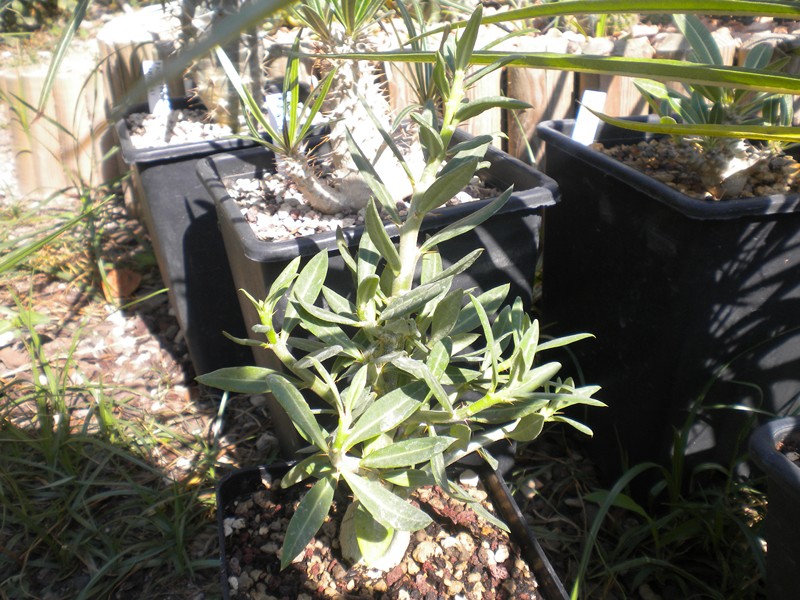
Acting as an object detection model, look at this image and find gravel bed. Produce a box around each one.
[229,172,499,242]
[126,108,235,148]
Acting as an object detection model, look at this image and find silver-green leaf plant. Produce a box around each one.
[199,6,602,571]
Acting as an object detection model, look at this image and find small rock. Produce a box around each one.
[458,469,480,487]
[494,544,510,563]
[412,540,443,563]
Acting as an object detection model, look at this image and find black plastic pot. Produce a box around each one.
[216,462,569,600]
[115,99,254,375]
[536,117,800,482]
[749,417,800,599]
[198,140,559,454]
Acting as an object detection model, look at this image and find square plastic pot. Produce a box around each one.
[536,117,800,482]
[115,99,255,375]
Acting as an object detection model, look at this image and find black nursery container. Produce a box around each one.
[537,117,800,482]
[216,462,569,600]
[115,99,254,375]
[749,417,800,599]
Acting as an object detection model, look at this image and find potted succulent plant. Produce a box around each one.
[196,5,558,410]
[535,10,800,480]
[749,416,800,599]
[198,7,601,596]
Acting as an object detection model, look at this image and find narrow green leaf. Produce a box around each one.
[322,286,355,315]
[391,355,453,413]
[266,256,302,306]
[675,14,722,66]
[454,5,483,74]
[427,249,483,286]
[292,297,363,327]
[413,156,480,216]
[455,97,530,124]
[342,471,432,531]
[293,251,328,304]
[267,373,329,451]
[411,107,445,159]
[365,200,401,274]
[551,415,594,437]
[344,381,428,449]
[347,50,800,96]
[420,189,511,252]
[299,318,362,358]
[507,413,545,442]
[38,0,89,112]
[197,366,282,394]
[382,468,435,487]
[464,55,524,89]
[358,228,381,282]
[354,503,394,564]
[592,109,800,143]
[743,42,773,71]
[336,227,358,276]
[281,475,336,570]
[361,437,455,468]
[215,46,281,142]
[470,295,498,389]
[297,63,337,143]
[448,134,493,159]
[538,333,594,352]
[496,362,562,400]
[284,252,328,334]
[381,279,452,322]
[356,275,381,317]
[431,290,464,343]
[420,250,443,285]
[282,454,333,488]
[427,339,451,378]
[445,1,800,29]
[343,365,370,413]
[452,284,509,336]
[294,345,345,369]
[346,129,401,222]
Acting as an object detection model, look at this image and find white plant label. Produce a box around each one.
[143,59,170,116]
[572,90,607,146]
[263,92,285,132]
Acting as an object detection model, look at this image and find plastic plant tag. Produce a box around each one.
[572,90,607,146]
[143,59,170,116]
[263,92,285,132]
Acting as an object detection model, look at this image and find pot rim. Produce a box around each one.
[197,134,559,264]
[536,116,800,220]
[115,97,261,166]
[749,416,800,497]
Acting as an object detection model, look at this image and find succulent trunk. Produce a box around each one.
[311,26,423,214]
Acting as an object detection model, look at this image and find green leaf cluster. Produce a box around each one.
[199,5,600,570]
[631,13,796,149]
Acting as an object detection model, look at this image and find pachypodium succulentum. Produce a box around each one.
[201,6,601,570]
